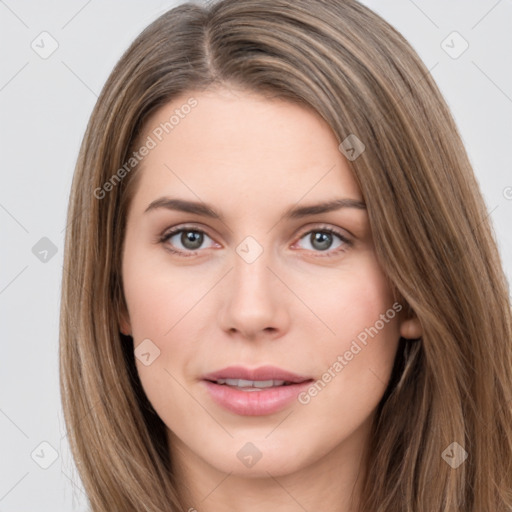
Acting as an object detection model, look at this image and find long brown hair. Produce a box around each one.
[59,0,512,510]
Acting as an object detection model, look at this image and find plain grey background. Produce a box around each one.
[1,0,511,510]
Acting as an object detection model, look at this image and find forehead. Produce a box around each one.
[130,87,362,213]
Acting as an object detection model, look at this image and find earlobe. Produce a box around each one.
[395,299,423,340]
[118,308,132,336]
[399,316,422,340]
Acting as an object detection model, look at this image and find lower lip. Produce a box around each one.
[202,380,313,416]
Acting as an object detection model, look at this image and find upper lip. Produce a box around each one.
[203,365,313,384]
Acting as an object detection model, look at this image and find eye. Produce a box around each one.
[294,227,351,256]
[159,224,352,258]
[159,226,217,256]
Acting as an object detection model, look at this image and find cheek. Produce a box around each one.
[124,261,200,414]
[301,256,400,405]
[122,244,204,340]
[121,246,214,401]
[307,255,398,344]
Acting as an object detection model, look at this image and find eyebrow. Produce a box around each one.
[144,197,366,220]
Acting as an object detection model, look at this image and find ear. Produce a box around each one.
[399,305,423,340]
[118,303,132,336]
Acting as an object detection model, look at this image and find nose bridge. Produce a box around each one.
[232,236,274,299]
[218,235,289,338]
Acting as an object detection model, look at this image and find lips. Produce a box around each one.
[201,365,314,416]
[202,365,312,384]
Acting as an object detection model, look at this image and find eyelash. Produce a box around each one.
[158,224,352,259]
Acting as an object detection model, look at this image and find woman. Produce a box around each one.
[59,0,512,510]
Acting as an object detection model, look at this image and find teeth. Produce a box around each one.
[216,378,287,388]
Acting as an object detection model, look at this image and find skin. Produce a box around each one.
[119,86,422,512]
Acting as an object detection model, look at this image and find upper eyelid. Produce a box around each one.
[292,227,351,250]
[161,224,216,241]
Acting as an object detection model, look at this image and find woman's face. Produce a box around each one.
[120,87,408,480]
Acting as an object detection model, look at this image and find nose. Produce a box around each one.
[218,247,291,341]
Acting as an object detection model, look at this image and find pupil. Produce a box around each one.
[311,231,332,251]
[181,231,203,249]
